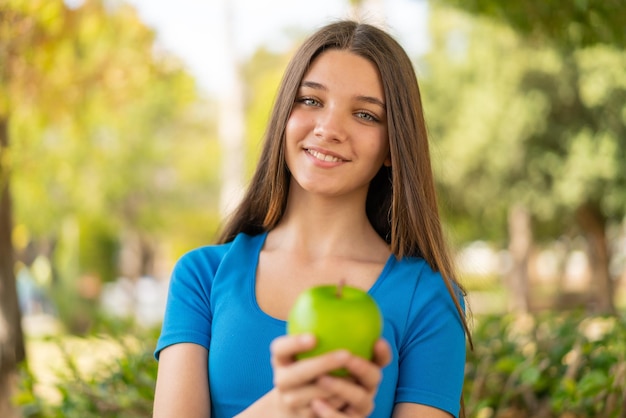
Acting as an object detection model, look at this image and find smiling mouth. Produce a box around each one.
[306,148,344,163]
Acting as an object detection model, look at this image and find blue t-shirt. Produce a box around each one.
[155,232,466,417]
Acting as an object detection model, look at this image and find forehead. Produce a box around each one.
[302,49,384,97]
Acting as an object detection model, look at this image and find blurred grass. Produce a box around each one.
[23,335,139,405]
[15,323,159,418]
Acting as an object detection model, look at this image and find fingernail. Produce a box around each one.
[299,334,315,345]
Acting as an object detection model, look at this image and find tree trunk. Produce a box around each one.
[217,0,245,217]
[0,116,25,417]
[575,202,615,315]
[506,204,531,312]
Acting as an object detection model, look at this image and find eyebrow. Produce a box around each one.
[299,80,386,110]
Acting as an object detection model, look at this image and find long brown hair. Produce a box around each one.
[218,19,471,337]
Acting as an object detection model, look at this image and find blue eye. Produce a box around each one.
[356,111,378,122]
[296,97,320,106]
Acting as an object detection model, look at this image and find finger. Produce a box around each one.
[341,354,383,392]
[324,394,348,411]
[372,338,392,368]
[339,338,391,390]
[317,375,373,416]
[310,398,344,418]
[294,406,318,418]
[275,350,351,388]
[279,384,336,411]
[271,334,316,367]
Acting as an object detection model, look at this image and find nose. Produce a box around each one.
[313,106,347,142]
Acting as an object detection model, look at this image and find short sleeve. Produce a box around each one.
[154,245,227,359]
[395,264,467,417]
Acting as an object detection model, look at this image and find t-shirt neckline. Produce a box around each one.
[245,231,396,324]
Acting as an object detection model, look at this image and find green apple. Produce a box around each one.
[286,281,383,376]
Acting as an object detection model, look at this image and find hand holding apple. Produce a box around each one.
[286,280,383,376]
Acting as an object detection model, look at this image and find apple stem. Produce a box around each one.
[337,279,346,298]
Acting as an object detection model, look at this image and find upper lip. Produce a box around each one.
[304,146,350,162]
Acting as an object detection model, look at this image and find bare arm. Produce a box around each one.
[153,343,210,418]
[392,402,453,418]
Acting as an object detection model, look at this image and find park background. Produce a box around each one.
[1,0,625,417]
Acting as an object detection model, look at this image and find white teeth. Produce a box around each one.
[307,149,342,162]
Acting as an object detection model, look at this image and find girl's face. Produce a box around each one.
[285,49,390,200]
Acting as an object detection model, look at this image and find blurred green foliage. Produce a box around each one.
[3,0,222,291]
[241,47,292,177]
[465,311,626,417]
[422,4,626,246]
[436,0,626,50]
[421,2,624,314]
[15,323,159,418]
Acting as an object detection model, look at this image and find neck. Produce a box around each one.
[266,183,389,262]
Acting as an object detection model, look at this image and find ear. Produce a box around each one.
[383,155,392,167]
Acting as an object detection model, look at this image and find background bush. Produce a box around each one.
[465,311,626,418]
[15,323,159,418]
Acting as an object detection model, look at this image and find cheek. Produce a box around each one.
[370,133,390,163]
[285,111,308,141]
[284,114,306,164]
[284,118,296,143]
[284,120,297,159]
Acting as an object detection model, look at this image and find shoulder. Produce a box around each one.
[175,232,265,273]
[173,241,232,276]
[378,256,465,335]
[165,232,266,307]
[394,256,464,307]
[167,233,263,294]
